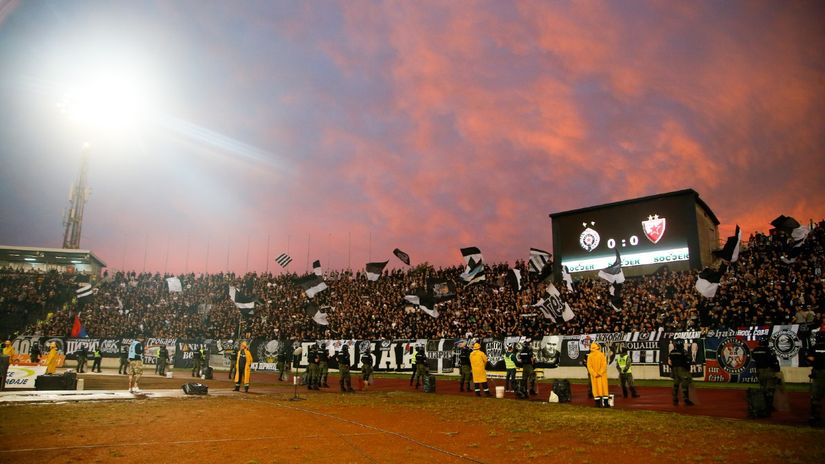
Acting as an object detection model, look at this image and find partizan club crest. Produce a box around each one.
[579,222,600,252]
[642,214,666,244]
[716,337,750,374]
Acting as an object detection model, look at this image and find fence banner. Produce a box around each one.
[5,365,47,389]
[173,340,205,369]
[769,325,802,367]
[658,332,705,378]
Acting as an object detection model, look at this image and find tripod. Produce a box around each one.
[290,364,305,402]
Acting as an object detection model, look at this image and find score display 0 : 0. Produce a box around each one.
[607,235,639,249]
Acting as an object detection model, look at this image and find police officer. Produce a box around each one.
[360,349,373,390]
[191,345,202,377]
[76,345,88,373]
[306,344,320,390]
[806,331,825,427]
[458,344,473,392]
[157,344,169,376]
[668,342,694,406]
[276,342,286,381]
[118,345,129,375]
[414,346,428,390]
[751,338,780,411]
[518,341,537,395]
[91,345,102,373]
[319,343,330,388]
[30,341,41,364]
[337,345,354,392]
[503,344,517,392]
[226,342,237,380]
[616,345,640,399]
[409,344,418,386]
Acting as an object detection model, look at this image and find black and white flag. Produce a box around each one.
[426,278,457,301]
[695,264,727,298]
[404,290,438,318]
[609,283,624,312]
[229,286,256,309]
[365,261,389,281]
[507,269,523,293]
[312,260,323,276]
[275,252,293,268]
[781,226,810,264]
[296,274,328,298]
[714,225,741,263]
[460,247,486,284]
[305,303,329,326]
[598,249,626,284]
[562,265,574,293]
[534,283,575,323]
[166,277,182,293]
[393,248,411,266]
[528,248,551,274]
[76,275,94,299]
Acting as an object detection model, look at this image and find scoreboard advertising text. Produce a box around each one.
[555,195,691,272]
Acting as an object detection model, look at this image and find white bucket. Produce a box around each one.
[495,386,505,398]
[166,372,173,379]
[77,378,84,391]
[293,375,301,385]
[608,394,615,407]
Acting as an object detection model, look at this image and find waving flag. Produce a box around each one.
[366,261,389,281]
[528,248,551,274]
[229,286,256,309]
[76,275,94,299]
[275,253,293,268]
[562,265,575,293]
[70,314,88,338]
[460,247,486,284]
[297,274,328,298]
[714,225,741,262]
[404,290,439,318]
[393,248,411,266]
[534,283,575,323]
[305,303,329,325]
[507,269,523,292]
[426,278,457,301]
[598,249,625,284]
[312,260,323,276]
[695,264,728,298]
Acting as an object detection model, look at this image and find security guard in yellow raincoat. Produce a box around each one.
[587,342,609,407]
[233,341,253,392]
[470,343,491,397]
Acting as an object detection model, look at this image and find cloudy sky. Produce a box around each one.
[0,0,823,274]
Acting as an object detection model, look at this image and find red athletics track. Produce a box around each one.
[264,373,813,427]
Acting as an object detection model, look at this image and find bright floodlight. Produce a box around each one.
[57,70,153,134]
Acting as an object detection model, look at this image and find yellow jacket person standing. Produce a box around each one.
[587,343,609,407]
[234,341,253,392]
[469,343,491,397]
[45,342,59,374]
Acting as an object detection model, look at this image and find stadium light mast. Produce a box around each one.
[62,143,91,249]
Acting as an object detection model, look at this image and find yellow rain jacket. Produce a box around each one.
[45,343,59,374]
[234,343,253,384]
[469,344,488,383]
[587,342,608,398]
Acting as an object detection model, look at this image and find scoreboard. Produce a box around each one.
[550,189,719,275]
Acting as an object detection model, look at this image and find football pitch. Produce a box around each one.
[1,373,823,464]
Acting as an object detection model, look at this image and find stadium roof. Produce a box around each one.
[0,245,107,268]
[548,188,720,225]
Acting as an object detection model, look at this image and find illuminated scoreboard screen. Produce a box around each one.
[550,190,717,274]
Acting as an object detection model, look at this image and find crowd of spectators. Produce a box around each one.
[2,220,823,341]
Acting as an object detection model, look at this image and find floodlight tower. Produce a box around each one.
[62,143,91,249]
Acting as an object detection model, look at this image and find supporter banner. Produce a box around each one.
[5,365,47,389]
[531,336,562,369]
[97,339,127,358]
[769,325,802,368]
[355,340,377,370]
[481,337,505,370]
[210,339,236,369]
[658,332,705,378]
[173,340,206,369]
[426,339,457,373]
[144,338,176,367]
[13,336,67,368]
[702,328,759,383]
[64,338,100,358]
[560,335,588,367]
